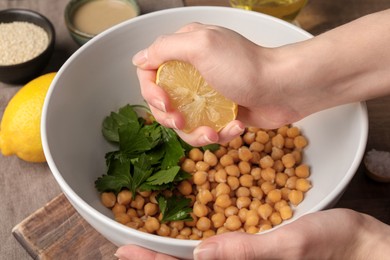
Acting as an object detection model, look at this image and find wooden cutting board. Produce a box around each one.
[12,193,117,259]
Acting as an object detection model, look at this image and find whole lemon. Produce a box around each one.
[0,72,56,163]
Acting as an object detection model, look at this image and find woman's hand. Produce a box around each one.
[115,208,390,260]
[132,23,304,146]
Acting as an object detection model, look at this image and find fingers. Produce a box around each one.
[193,231,280,260]
[132,23,213,69]
[115,244,178,260]
[175,127,219,147]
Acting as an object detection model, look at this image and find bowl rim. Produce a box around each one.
[64,0,140,39]
[42,5,369,248]
[0,8,55,69]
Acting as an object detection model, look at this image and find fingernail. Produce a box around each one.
[165,117,178,129]
[229,124,245,136]
[152,98,166,112]
[132,49,147,66]
[194,242,218,260]
[201,134,218,144]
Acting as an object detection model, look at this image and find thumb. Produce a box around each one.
[193,231,280,260]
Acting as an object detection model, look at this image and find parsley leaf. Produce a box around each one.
[157,195,193,223]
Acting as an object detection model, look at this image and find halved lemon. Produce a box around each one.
[156,61,237,133]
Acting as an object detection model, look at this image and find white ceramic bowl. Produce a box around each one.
[42,6,368,259]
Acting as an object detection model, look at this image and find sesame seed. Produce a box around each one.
[0,21,49,66]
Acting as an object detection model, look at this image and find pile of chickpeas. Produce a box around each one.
[100,125,311,240]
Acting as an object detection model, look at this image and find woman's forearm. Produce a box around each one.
[274,9,390,117]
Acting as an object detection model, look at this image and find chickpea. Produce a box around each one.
[193,201,209,217]
[197,189,213,205]
[170,228,179,238]
[272,134,285,149]
[239,174,254,187]
[196,161,210,172]
[211,212,226,228]
[112,203,126,215]
[243,131,256,145]
[249,141,264,153]
[286,126,300,138]
[283,137,294,149]
[192,227,203,237]
[275,172,288,187]
[250,151,261,165]
[259,155,274,169]
[274,200,289,212]
[225,165,240,177]
[236,187,250,197]
[181,158,196,173]
[263,141,273,153]
[208,169,216,182]
[189,148,203,161]
[101,192,116,208]
[224,206,239,217]
[144,217,160,233]
[249,199,262,211]
[215,194,232,208]
[236,196,251,209]
[213,204,226,214]
[284,167,295,177]
[282,153,296,168]
[277,125,289,137]
[238,208,249,222]
[285,176,298,189]
[126,221,142,230]
[227,176,240,190]
[115,212,131,224]
[196,217,212,232]
[204,149,218,166]
[260,181,276,195]
[259,224,272,232]
[249,186,263,200]
[292,150,303,164]
[157,223,171,237]
[138,190,151,198]
[273,160,284,173]
[267,189,282,203]
[176,234,188,240]
[245,209,260,226]
[116,190,133,205]
[214,146,228,158]
[216,226,230,235]
[193,171,208,185]
[215,183,231,196]
[256,130,270,144]
[229,136,243,149]
[189,234,201,240]
[215,168,227,183]
[224,215,242,231]
[250,167,262,180]
[288,189,304,206]
[281,187,291,201]
[220,154,234,167]
[149,191,158,204]
[127,208,137,218]
[197,181,210,191]
[238,161,251,175]
[295,164,310,178]
[258,203,273,220]
[170,221,185,230]
[180,227,192,237]
[202,230,216,239]
[294,135,308,149]
[261,167,276,182]
[246,225,260,234]
[295,178,312,192]
[269,212,282,226]
[238,146,253,162]
[280,205,293,220]
[144,202,158,216]
[177,180,192,196]
[271,147,284,160]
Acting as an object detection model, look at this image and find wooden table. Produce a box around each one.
[1,0,390,259]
